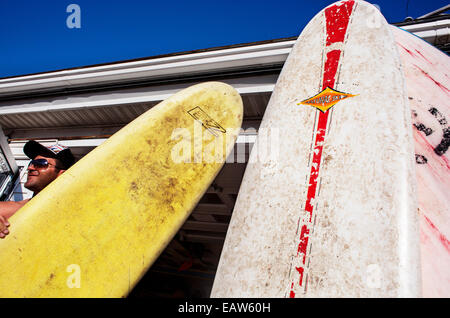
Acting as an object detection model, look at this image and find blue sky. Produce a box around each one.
[1,0,449,78]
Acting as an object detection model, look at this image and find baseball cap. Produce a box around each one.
[24,140,75,170]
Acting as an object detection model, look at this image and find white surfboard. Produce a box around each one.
[392,26,450,297]
[211,0,421,297]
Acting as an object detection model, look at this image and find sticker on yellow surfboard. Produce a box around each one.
[188,106,227,137]
[298,87,357,112]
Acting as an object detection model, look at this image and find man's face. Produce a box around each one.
[25,155,65,194]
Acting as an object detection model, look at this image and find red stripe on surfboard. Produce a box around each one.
[325,0,354,46]
[423,215,450,253]
[423,215,450,252]
[323,50,342,90]
[290,0,354,298]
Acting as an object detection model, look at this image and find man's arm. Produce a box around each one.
[0,200,30,239]
[0,200,30,219]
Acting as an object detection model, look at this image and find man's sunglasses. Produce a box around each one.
[28,159,64,170]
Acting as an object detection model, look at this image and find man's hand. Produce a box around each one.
[0,215,10,239]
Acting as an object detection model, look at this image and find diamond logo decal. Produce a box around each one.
[297,87,357,112]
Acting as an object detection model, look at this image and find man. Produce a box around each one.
[0,140,75,238]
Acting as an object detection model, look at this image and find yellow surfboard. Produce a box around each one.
[0,82,243,297]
